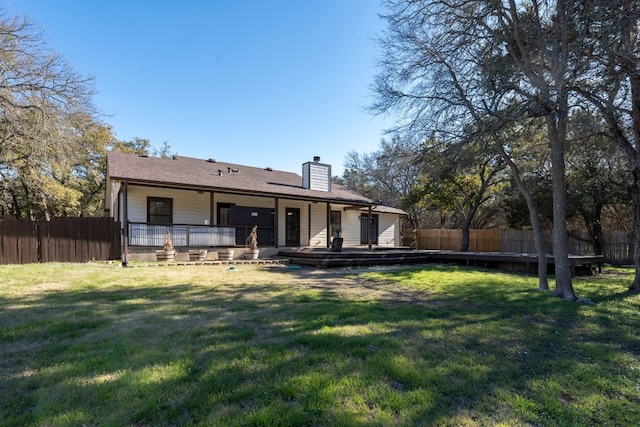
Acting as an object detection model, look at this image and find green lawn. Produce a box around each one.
[1,262,639,426]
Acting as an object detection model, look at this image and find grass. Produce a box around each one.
[0,262,639,426]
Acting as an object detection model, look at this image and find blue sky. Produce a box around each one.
[11,0,393,175]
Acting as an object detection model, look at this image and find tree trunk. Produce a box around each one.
[621,0,640,293]
[460,217,471,252]
[590,219,603,256]
[544,0,577,300]
[547,113,577,300]
[493,141,549,290]
[516,183,550,290]
[630,178,640,292]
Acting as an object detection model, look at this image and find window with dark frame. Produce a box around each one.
[217,203,233,226]
[147,197,173,224]
[360,214,379,245]
[330,210,341,238]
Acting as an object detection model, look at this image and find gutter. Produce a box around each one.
[107,177,377,208]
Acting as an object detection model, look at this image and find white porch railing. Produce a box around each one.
[128,223,236,247]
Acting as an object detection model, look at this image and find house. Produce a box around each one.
[105,151,406,260]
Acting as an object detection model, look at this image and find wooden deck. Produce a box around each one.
[279,248,604,277]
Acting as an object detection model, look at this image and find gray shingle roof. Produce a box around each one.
[107,151,406,214]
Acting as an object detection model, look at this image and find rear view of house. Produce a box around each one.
[105,152,405,260]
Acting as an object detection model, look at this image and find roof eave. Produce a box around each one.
[110,177,376,206]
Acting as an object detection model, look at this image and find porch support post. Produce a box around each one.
[122,181,129,264]
[209,191,215,226]
[326,202,331,248]
[308,204,312,246]
[274,197,279,248]
[368,205,373,251]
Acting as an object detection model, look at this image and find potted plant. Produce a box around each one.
[331,225,343,252]
[244,225,259,259]
[156,229,176,261]
[188,248,208,261]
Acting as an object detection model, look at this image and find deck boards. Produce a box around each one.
[279,248,603,277]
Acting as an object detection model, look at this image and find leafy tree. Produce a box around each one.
[503,110,631,256]
[573,0,640,292]
[0,7,174,220]
[110,137,152,156]
[0,7,95,219]
[343,136,426,228]
[565,110,632,255]
[410,136,506,251]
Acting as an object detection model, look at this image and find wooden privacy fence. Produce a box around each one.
[403,228,635,265]
[404,229,503,252]
[0,217,121,264]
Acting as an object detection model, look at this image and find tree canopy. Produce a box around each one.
[366,0,640,296]
[0,7,168,220]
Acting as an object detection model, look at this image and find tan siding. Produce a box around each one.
[341,209,362,246]
[125,187,281,226]
[309,203,328,248]
[127,186,210,224]
[120,184,403,248]
[378,214,400,247]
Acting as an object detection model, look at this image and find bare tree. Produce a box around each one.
[371,0,593,299]
[343,136,427,228]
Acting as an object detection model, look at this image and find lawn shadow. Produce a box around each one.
[1,264,639,425]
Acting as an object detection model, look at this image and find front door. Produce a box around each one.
[285,208,300,246]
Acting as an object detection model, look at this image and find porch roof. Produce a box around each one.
[107,151,406,214]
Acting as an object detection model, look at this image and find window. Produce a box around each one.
[330,210,341,238]
[360,214,379,245]
[217,203,233,226]
[147,197,172,224]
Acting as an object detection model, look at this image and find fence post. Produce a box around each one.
[36,221,42,263]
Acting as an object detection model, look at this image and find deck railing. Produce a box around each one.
[127,223,275,247]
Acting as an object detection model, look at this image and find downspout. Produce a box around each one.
[308,204,312,245]
[121,181,129,265]
[326,203,331,248]
[274,197,279,248]
[368,205,372,251]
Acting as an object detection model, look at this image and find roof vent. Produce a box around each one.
[313,156,321,162]
[218,169,224,176]
[265,167,273,171]
[207,158,216,163]
[172,155,178,160]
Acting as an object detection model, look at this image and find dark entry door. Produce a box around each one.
[285,208,300,246]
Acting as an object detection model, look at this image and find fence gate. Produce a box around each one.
[0,217,121,265]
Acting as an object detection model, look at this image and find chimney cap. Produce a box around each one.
[313,156,321,162]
